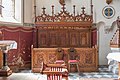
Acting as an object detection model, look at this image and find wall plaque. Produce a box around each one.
[102,6,115,19]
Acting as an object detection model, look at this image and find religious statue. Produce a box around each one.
[106,0,112,5]
[59,0,65,5]
[117,16,120,28]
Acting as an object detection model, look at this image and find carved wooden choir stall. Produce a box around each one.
[32,4,98,73]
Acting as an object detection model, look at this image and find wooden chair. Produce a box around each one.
[68,48,80,73]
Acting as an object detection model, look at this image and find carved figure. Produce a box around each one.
[59,0,65,5]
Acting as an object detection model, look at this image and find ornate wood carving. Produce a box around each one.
[59,0,65,6]
[37,29,91,48]
[31,48,98,73]
[35,5,93,23]
[35,5,93,48]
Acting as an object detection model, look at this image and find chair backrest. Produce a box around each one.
[68,48,77,60]
[56,48,64,60]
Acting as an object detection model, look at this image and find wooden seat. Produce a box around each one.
[68,48,80,73]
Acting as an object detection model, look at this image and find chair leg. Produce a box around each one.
[76,63,80,74]
[68,64,71,72]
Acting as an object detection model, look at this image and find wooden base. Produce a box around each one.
[0,69,12,77]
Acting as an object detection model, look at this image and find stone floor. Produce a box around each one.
[0,66,119,80]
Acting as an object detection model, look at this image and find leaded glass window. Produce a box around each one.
[2,0,15,18]
[0,0,21,23]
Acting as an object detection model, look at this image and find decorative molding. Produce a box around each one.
[23,23,34,27]
[35,4,93,22]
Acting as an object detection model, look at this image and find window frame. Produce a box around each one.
[0,0,23,25]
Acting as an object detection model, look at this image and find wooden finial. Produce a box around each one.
[90,0,93,15]
[61,4,66,12]
[73,5,76,16]
[52,5,54,16]
[81,6,85,14]
[42,7,46,14]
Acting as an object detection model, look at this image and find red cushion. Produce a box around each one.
[55,60,64,64]
[68,60,78,63]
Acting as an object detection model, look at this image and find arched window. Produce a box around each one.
[0,0,22,24]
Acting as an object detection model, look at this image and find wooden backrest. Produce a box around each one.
[68,48,77,60]
[56,48,64,60]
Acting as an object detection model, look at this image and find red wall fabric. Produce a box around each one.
[91,29,97,47]
[0,26,34,69]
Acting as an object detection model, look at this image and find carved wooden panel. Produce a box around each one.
[76,48,98,72]
[69,31,79,47]
[32,48,98,73]
[32,49,45,72]
[47,51,57,64]
[38,30,48,47]
[49,31,59,47]
[80,31,90,47]
[58,30,68,47]
[37,28,91,48]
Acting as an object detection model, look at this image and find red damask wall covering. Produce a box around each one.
[0,26,35,71]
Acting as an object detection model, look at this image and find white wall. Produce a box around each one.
[24,0,33,23]
[97,22,118,65]
[92,0,120,65]
[24,0,120,65]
